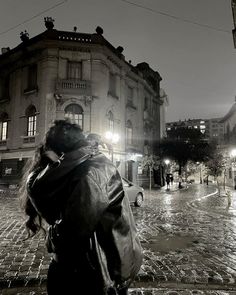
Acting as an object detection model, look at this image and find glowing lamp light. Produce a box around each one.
[105,131,113,140]
[105,132,120,144]
[230,149,236,158]
[112,133,120,144]
[164,159,170,165]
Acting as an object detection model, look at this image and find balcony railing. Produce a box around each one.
[56,79,91,95]
[0,140,7,149]
[22,136,35,144]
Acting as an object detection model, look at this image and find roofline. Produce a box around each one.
[0,28,162,81]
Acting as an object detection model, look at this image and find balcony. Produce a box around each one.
[22,136,36,145]
[56,79,91,95]
[0,140,7,150]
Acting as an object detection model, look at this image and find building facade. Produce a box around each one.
[166,119,208,137]
[207,118,224,145]
[0,19,166,185]
[220,99,236,145]
[166,118,224,144]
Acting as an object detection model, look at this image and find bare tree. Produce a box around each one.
[141,155,160,190]
[205,152,226,196]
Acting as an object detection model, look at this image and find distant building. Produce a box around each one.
[166,118,208,137]
[219,98,236,188]
[166,118,224,144]
[0,18,166,185]
[220,99,236,145]
[207,118,224,145]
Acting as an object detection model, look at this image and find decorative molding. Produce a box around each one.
[55,94,94,108]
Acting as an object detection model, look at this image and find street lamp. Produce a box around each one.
[230,148,236,189]
[164,159,170,165]
[105,131,120,162]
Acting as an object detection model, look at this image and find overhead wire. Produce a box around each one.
[116,0,231,34]
[0,0,231,36]
[0,0,68,36]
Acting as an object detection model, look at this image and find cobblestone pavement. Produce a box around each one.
[131,184,236,293]
[1,184,236,294]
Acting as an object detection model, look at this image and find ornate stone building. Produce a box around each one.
[0,18,166,185]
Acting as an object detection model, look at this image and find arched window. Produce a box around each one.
[0,112,9,141]
[108,111,114,132]
[126,120,133,145]
[65,104,83,128]
[25,105,37,136]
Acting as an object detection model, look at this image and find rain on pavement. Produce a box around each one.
[133,184,236,286]
[1,184,236,294]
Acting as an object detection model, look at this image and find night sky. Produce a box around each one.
[1,0,236,122]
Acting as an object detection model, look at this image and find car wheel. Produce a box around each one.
[135,193,143,207]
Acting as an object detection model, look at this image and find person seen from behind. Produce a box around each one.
[166,174,170,190]
[20,120,143,295]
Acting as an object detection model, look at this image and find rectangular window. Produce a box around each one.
[127,86,133,103]
[0,121,7,141]
[65,113,83,128]
[144,97,150,110]
[109,73,116,96]
[27,64,37,90]
[27,116,37,136]
[68,62,82,79]
[126,128,132,145]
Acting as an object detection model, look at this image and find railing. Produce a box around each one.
[23,136,35,144]
[58,34,92,43]
[56,79,91,94]
[59,80,87,89]
[0,140,6,146]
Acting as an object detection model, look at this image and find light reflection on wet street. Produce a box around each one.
[1,184,236,293]
[132,184,236,285]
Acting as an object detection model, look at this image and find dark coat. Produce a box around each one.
[27,146,143,294]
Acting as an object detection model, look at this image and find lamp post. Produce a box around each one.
[230,148,236,189]
[105,131,120,162]
[164,159,170,167]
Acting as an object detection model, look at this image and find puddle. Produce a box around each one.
[146,235,194,253]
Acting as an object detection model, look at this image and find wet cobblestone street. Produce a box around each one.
[1,184,236,294]
[131,184,236,293]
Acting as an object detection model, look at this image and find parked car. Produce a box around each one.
[122,178,144,207]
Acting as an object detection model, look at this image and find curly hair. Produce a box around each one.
[19,145,48,238]
[20,120,88,238]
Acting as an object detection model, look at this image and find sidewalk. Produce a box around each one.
[1,185,236,294]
